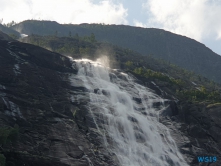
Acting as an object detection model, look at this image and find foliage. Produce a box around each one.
[81,33,96,43]
[8,34,19,39]
[133,67,184,86]
[125,61,133,67]
[125,61,134,69]
[12,20,221,84]
[0,154,5,166]
[0,125,19,145]
[21,34,221,103]
[176,86,221,102]
[3,20,17,27]
[207,103,221,108]
[22,33,97,56]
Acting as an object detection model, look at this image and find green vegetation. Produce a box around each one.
[22,33,97,56]
[133,67,184,86]
[207,103,221,108]
[0,154,5,166]
[22,34,221,104]
[0,23,20,38]
[82,33,96,43]
[176,87,221,103]
[0,126,19,166]
[2,21,17,27]
[124,60,221,103]
[0,125,19,145]
[8,33,19,39]
[72,108,80,118]
[11,20,221,84]
[125,61,133,69]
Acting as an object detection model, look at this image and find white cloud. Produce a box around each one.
[0,0,128,25]
[133,20,147,28]
[141,0,221,41]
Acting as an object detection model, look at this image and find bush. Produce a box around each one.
[133,67,184,86]
[0,126,19,145]
[125,61,133,67]
[0,154,5,166]
[176,88,221,103]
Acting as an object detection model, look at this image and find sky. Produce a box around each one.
[1,0,221,55]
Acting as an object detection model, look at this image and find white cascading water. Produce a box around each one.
[70,57,188,166]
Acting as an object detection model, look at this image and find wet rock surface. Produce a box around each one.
[130,71,221,165]
[0,34,117,166]
[159,101,221,166]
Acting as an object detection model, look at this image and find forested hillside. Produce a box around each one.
[10,20,221,83]
[0,24,20,39]
[21,34,221,104]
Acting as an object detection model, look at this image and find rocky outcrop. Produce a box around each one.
[0,35,117,166]
[159,100,221,166]
[133,72,221,165]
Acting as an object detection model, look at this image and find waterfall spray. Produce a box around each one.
[70,58,188,166]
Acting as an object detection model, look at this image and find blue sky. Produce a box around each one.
[1,0,221,55]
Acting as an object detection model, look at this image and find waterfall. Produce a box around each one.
[70,58,188,166]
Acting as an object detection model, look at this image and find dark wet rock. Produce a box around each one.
[0,35,118,166]
[132,97,142,104]
[160,100,221,166]
[128,116,138,123]
[94,88,100,94]
[160,100,179,117]
[188,124,207,138]
[101,90,110,97]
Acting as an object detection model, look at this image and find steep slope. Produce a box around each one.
[21,34,221,99]
[0,31,14,41]
[11,20,221,83]
[0,33,117,166]
[0,24,20,38]
[1,31,221,166]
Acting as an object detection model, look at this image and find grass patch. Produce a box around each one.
[0,154,6,166]
[207,103,221,108]
[0,125,19,145]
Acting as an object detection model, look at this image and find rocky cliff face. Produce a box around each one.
[132,74,221,166]
[0,33,117,166]
[159,101,221,166]
[0,32,221,166]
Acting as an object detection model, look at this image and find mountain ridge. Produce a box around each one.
[9,20,221,83]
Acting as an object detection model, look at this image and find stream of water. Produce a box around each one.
[70,58,188,166]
